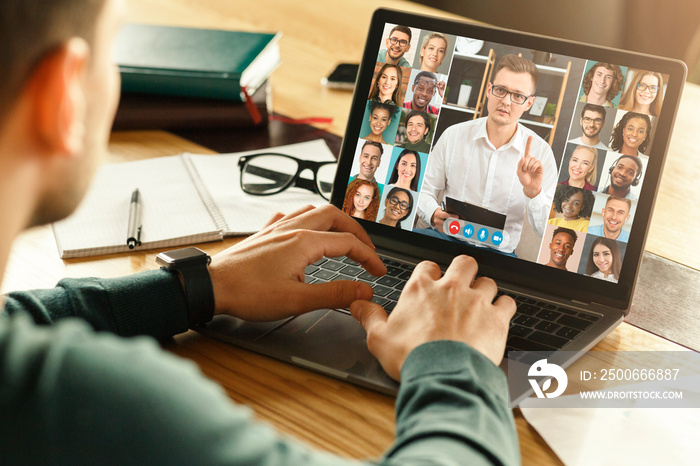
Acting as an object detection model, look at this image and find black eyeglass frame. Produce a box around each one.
[238,153,336,200]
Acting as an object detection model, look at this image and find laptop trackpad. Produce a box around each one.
[258,310,391,382]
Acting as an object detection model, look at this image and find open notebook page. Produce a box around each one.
[52,156,222,258]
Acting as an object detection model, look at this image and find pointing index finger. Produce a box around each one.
[524,135,533,159]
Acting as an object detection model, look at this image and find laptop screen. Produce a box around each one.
[331,8,686,310]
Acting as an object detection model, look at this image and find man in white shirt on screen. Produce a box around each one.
[417,54,557,256]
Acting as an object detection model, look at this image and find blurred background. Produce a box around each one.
[413,0,700,82]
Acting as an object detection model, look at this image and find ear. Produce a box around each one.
[30,38,89,158]
[524,95,535,111]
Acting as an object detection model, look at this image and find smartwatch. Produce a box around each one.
[156,247,215,327]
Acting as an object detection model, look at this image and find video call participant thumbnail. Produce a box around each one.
[396,110,432,153]
[584,236,622,283]
[342,178,381,222]
[547,185,595,232]
[579,62,624,108]
[369,62,404,106]
[568,103,609,151]
[619,69,665,117]
[360,101,399,145]
[377,24,412,68]
[559,144,599,191]
[403,70,444,115]
[387,149,421,192]
[417,32,448,74]
[378,186,415,229]
[541,226,580,272]
[599,154,643,201]
[609,111,652,157]
[417,54,558,255]
[352,140,384,182]
[588,195,632,243]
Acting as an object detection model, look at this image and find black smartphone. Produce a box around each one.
[321,63,359,90]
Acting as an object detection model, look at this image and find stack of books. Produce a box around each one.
[111,23,281,130]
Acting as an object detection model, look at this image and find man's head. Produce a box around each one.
[384,25,412,63]
[609,155,642,192]
[1,0,124,227]
[601,196,631,237]
[410,71,437,111]
[487,55,538,127]
[582,63,623,103]
[357,141,383,180]
[404,110,430,144]
[580,103,606,139]
[548,227,577,269]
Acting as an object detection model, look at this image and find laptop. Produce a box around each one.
[201,8,687,406]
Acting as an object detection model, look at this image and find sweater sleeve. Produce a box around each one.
[1,273,518,465]
[0,308,519,465]
[385,340,520,466]
[2,269,189,340]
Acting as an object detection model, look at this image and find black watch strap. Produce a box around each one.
[156,248,215,327]
[175,262,215,327]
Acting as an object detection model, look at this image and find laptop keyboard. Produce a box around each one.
[305,256,602,354]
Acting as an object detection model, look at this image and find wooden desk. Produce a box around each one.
[4,0,699,464]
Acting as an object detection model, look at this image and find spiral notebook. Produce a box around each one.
[52,140,334,258]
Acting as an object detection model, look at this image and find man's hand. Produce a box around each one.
[517,136,544,199]
[436,80,446,98]
[208,205,386,321]
[350,256,515,380]
[431,207,451,232]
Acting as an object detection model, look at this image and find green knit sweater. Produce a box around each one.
[1,269,519,465]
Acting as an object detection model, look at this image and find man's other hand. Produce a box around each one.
[350,255,515,380]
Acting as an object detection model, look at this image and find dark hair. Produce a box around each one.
[368,63,403,104]
[610,155,643,180]
[493,54,539,92]
[389,25,412,42]
[342,179,380,222]
[387,150,421,191]
[552,185,595,219]
[361,140,384,157]
[609,112,652,154]
[582,63,624,102]
[413,70,437,85]
[369,100,398,119]
[586,236,622,279]
[552,226,577,246]
[581,103,606,120]
[383,186,414,228]
[0,0,107,125]
[404,110,431,134]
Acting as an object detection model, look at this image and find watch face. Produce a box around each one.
[157,247,210,266]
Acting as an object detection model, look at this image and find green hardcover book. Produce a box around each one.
[113,23,281,101]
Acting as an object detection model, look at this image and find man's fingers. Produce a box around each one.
[307,230,386,277]
[524,135,533,157]
[411,260,443,281]
[442,255,478,282]
[349,300,388,342]
[292,280,374,314]
[280,205,376,251]
[262,212,286,228]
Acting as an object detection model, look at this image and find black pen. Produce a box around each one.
[126,188,142,249]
